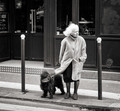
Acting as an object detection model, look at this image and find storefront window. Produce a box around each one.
[101,0,120,35]
[0,0,9,33]
[57,0,72,35]
[79,0,95,35]
[30,0,44,33]
[57,0,95,35]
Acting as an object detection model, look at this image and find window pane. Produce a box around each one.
[101,0,120,34]
[30,0,44,33]
[0,0,9,33]
[15,0,27,33]
[79,0,95,35]
[57,0,72,35]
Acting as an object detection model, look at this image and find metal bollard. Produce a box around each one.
[21,34,25,92]
[97,37,102,100]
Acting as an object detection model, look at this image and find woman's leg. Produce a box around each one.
[66,82,71,94]
[64,82,71,99]
[72,81,79,100]
[74,80,79,94]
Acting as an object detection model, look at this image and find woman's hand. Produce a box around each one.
[73,58,79,63]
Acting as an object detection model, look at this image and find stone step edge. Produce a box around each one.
[0,66,120,81]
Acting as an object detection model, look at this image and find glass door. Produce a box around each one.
[13,0,44,61]
[29,0,44,33]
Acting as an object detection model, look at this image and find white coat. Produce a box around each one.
[55,35,87,81]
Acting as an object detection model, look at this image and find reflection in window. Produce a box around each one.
[15,0,27,33]
[30,0,44,33]
[79,0,95,35]
[57,0,72,35]
[0,0,7,11]
[0,0,9,33]
[101,0,120,34]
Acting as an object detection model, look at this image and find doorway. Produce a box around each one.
[12,0,44,61]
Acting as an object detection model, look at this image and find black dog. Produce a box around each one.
[40,71,65,99]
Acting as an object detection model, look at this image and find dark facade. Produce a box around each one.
[0,0,120,71]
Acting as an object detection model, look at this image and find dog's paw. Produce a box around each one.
[41,96,46,98]
[49,95,53,99]
[41,94,47,98]
[60,92,65,95]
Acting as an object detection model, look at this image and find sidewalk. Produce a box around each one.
[0,80,120,110]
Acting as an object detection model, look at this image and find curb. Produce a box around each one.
[0,95,119,111]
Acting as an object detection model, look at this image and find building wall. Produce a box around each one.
[0,0,120,71]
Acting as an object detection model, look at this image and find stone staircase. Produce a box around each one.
[0,60,120,81]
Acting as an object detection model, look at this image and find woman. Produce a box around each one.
[55,23,87,100]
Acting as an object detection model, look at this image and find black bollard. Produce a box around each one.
[97,37,102,100]
[21,34,25,92]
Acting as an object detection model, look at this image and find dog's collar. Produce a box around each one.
[41,75,51,83]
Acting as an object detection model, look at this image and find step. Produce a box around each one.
[0,65,120,81]
[0,65,54,75]
[81,70,120,81]
[0,60,120,81]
